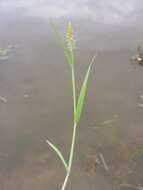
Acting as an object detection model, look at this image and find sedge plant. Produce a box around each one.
[46,22,95,190]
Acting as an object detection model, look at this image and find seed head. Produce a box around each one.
[66,22,75,52]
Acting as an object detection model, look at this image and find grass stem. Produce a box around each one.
[71,65,76,118]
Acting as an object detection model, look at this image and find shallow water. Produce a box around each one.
[0,1,143,190]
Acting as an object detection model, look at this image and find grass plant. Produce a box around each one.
[46,22,95,190]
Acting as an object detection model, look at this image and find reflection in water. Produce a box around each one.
[0,0,143,24]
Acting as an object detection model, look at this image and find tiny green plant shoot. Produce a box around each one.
[46,22,95,190]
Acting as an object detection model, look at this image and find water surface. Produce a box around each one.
[0,1,143,189]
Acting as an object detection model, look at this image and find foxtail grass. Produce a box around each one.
[46,21,95,190]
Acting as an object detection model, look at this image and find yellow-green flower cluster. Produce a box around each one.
[66,22,75,52]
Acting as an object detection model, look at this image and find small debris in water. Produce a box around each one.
[131,45,143,66]
[24,94,29,98]
[93,126,101,130]
[99,153,109,172]
[132,145,143,160]
[93,115,118,130]
[101,119,115,126]
[85,154,99,174]
[120,183,143,190]
[0,96,8,103]
[0,48,10,61]
[0,45,17,61]
[0,48,9,57]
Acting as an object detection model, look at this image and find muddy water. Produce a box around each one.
[0,2,143,190]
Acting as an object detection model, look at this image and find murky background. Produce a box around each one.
[0,0,143,189]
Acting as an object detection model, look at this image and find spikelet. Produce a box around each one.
[66,22,75,52]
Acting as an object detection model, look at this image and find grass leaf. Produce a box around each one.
[75,55,95,124]
[46,139,68,171]
[50,21,72,65]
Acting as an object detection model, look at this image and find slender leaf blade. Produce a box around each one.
[50,21,65,50]
[50,21,72,65]
[75,56,95,124]
[46,139,68,171]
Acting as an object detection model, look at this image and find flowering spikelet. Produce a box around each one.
[66,22,75,52]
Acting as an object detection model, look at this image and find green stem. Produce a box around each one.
[61,65,77,190]
[71,65,76,117]
[68,122,77,170]
[61,171,70,190]
[69,64,77,172]
[61,123,77,190]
